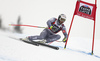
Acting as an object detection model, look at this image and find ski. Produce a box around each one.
[9,37,59,50]
[20,38,39,46]
[30,40,59,50]
[20,38,59,50]
[9,37,39,46]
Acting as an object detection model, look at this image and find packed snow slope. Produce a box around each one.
[0,30,100,61]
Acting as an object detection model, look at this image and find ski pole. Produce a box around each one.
[9,24,47,29]
[48,41,63,45]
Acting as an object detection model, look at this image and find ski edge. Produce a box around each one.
[30,40,59,50]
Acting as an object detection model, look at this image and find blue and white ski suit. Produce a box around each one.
[28,18,68,43]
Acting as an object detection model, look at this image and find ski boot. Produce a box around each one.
[38,39,46,43]
[21,37,31,42]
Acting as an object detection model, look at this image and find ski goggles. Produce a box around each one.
[60,18,66,22]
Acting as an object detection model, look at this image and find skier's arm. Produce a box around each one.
[62,25,68,42]
[47,18,56,28]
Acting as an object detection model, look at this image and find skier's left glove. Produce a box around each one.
[62,38,67,43]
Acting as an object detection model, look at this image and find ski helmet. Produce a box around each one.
[58,14,66,24]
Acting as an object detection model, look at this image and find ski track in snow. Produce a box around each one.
[0,55,19,61]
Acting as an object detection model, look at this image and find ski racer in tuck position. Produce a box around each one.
[24,14,68,43]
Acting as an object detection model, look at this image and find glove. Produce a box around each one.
[62,38,67,42]
[50,25,59,32]
[50,26,53,29]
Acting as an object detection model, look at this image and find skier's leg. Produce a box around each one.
[28,29,48,41]
[46,34,61,43]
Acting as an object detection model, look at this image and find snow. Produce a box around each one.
[0,30,100,61]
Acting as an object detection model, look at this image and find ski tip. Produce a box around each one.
[56,47,59,50]
[19,38,22,40]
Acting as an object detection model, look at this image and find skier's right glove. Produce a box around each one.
[49,25,58,32]
[50,26,53,29]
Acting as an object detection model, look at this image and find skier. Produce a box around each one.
[24,14,68,43]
